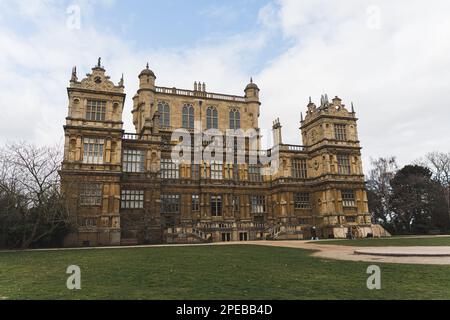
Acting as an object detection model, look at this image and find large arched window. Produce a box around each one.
[206,106,218,129]
[158,101,170,127]
[182,104,194,129]
[229,108,240,130]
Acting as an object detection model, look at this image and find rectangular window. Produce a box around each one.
[211,195,222,216]
[123,149,144,173]
[334,124,347,141]
[337,154,351,174]
[250,195,266,214]
[191,164,200,180]
[161,195,180,214]
[191,194,200,212]
[210,161,223,180]
[248,165,262,182]
[160,158,179,179]
[86,100,106,121]
[342,190,356,207]
[346,216,357,223]
[294,193,311,209]
[79,184,102,206]
[239,232,248,241]
[121,190,144,209]
[83,138,104,164]
[292,159,308,179]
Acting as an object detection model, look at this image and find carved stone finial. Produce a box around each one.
[272,118,281,128]
[351,102,355,113]
[71,66,78,82]
[146,62,149,69]
[202,82,206,92]
[250,77,253,83]
[300,112,304,122]
[97,57,101,67]
[320,94,330,108]
[119,73,124,87]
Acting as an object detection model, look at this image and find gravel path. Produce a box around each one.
[247,240,450,265]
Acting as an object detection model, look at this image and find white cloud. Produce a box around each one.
[258,2,280,29]
[198,4,242,24]
[256,0,450,169]
[0,0,449,172]
[0,0,267,146]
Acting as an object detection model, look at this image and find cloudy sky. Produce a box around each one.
[1,0,449,171]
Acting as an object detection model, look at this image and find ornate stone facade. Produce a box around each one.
[60,60,389,247]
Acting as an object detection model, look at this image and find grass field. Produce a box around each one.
[319,236,450,247]
[1,244,450,300]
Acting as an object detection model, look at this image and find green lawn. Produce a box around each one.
[319,236,450,247]
[1,245,450,300]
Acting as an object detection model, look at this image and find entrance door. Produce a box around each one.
[221,233,231,242]
[239,232,248,241]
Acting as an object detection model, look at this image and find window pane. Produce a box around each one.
[210,161,223,180]
[86,100,106,121]
[250,196,266,213]
[342,190,356,207]
[211,195,222,216]
[121,190,144,209]
[158,102,170,127]
[79,184,102,206]
[160,158,179,179]
[161,195,180,214]
[294,193,311,209]
[248,165,262,182]
[123,149,145,173]
[337,155,351,174]
[292,159,307,178]
[83,138,104,164]
[335,124,347,141]
[207,107,218,129]
[191,194,200,211]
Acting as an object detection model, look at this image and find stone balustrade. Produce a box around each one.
[155,86,246,102]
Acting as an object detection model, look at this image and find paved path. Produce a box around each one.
[354,246,450,257]
[247,240,450,265]
[2,239,450,265]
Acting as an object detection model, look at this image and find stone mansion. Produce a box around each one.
[60,59,389,246]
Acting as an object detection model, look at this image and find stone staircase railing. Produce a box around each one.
[165,226,212,243]
[265,224,304,240]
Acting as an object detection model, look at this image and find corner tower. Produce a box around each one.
[61,58,125,246]
[300,95,370,238]
[244,78,261,129]
[133,63,157,134]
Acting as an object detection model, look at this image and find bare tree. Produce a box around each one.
[0,142,71,249]
[366,157,398,229]
[425,152,450,221]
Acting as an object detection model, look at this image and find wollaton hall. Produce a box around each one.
[60,59,389,247]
